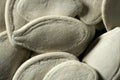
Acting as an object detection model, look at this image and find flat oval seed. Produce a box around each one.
[43,60,98,80]
[17,0,83,21]
[12,16,95,56]
[83,27,120,80]
[12,52,78,80]
[102,0,120,31]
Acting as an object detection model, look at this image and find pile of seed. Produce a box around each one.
[0,0,120,80]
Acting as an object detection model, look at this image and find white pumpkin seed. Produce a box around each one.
[43,60,98,80]
[12,16,95,56]
[83,27,120,80]
[12,52,78,80]
[102,0,120,31]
